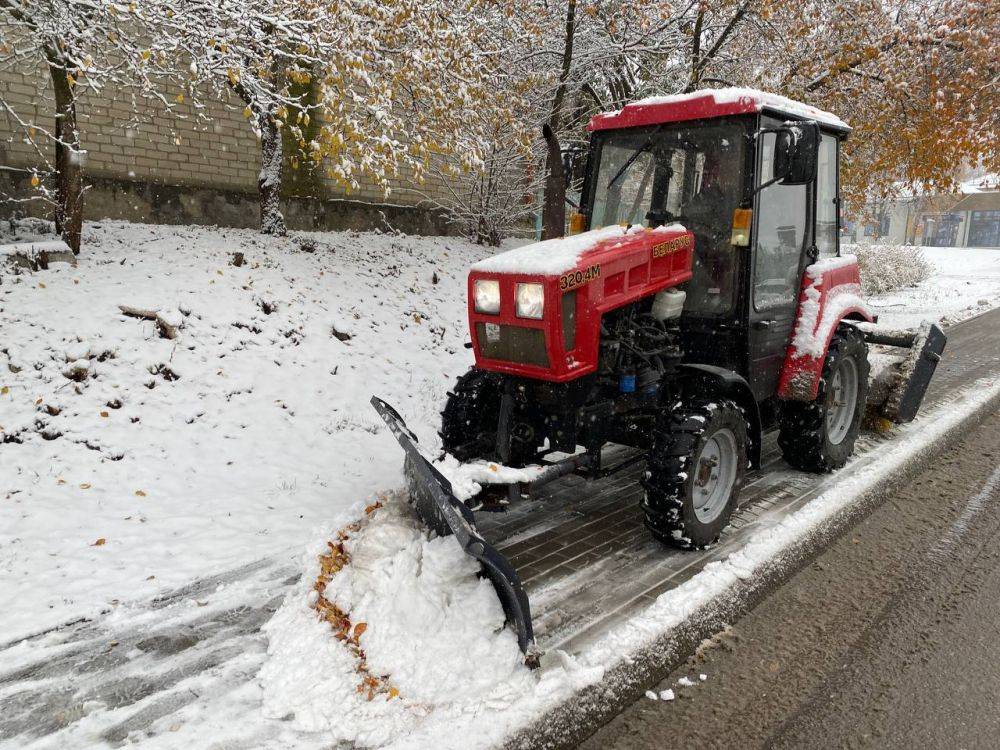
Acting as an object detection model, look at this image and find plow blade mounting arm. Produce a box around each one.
[861,322,947,424]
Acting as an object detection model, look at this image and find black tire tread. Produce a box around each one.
[439,368,503,462]
[642,397,748,550]
[778,325,870,473]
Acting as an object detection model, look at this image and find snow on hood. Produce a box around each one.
[470,225,643,277]
[470,223,686,277]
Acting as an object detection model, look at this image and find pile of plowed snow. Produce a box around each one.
[260,492,535,747]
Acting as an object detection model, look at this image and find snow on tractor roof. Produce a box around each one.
[589,87,849,132]
[470,223,684,277]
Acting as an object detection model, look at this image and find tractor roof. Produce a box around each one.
[588,87,850,133]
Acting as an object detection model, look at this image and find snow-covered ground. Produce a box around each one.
[0,221,497,642]
[2,223,999,748]
[853,244,1000,329]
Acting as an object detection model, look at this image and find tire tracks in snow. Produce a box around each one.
[0,560,295,747]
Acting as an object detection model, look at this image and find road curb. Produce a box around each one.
[502,381,1000,750]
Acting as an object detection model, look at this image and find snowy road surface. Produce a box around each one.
[1,307,997,749]
[582,407,1000,750]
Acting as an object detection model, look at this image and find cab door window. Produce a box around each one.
[753,126,807,311]
[815,134,839,258]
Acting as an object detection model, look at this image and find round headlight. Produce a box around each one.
[516,283,544,319]
[474,279,501,314]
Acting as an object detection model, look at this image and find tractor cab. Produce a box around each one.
[577,89,850,402]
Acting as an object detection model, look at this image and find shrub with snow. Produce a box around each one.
[850,241,932,296]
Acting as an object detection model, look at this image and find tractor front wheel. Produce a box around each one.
[440,368,504,461]
[440,368,538,466]
[778,325,870,472]
[642,398,748,549]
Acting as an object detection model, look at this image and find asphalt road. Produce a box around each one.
[579,406,1000,750]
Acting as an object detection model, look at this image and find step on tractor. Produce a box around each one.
[371,88,946,665]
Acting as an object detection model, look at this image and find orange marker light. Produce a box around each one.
[731,208,752,247]
[568,212,587,236]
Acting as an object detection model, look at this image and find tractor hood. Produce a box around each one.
[470,224,688,279]
[466,224,694,382]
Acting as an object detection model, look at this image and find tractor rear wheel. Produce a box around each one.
[778,325,870,472]
[642,398,748,549]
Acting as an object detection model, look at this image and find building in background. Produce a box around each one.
[845,175,1000,249]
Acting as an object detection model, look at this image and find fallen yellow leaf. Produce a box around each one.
[0,386,8,395]
[80,483,91,489]
[135,489,147,497]
[92,538,106,546]
[99,411,109,418]
[38,282,46,289]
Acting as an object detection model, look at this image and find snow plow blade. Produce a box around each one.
[862,322,947,424]
[370,396,539,665]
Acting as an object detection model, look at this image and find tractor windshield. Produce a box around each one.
[589,120,747,315]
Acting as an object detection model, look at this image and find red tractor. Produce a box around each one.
[372,88,945,661]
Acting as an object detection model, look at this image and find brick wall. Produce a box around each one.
[0,53,459,233]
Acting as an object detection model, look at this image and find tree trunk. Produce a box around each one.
[686,8,705,92]
[258,113,286,236]
[540,0,577,241]
[48,59,82,255]
[541,124,566,240]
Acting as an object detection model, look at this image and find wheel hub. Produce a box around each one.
[692,428,738,524]
[826,357,859,445]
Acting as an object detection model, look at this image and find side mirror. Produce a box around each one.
[774,120,819,185]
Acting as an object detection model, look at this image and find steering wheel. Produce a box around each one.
[644,209,677,228]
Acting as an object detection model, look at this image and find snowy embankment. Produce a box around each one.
[0,221,496,641]
[2,223,999,748]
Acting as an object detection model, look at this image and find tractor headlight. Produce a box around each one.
[474,279,501,314]
[516,283,545,319]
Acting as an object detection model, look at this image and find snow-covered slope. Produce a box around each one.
[0,221,496,640]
